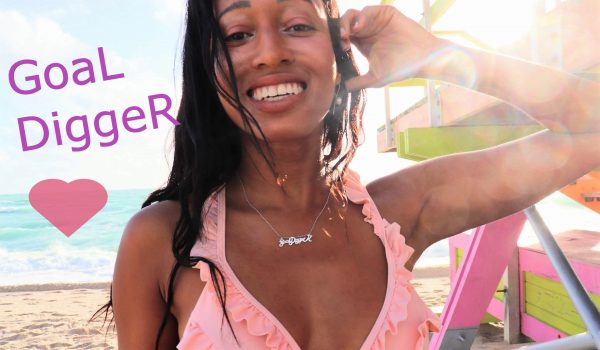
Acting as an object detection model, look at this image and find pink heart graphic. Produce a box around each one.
[29,179,108,237]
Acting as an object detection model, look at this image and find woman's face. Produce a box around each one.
[215,0,338,142]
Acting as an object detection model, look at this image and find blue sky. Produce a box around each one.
[0,0,543,195]
[0,0,406,195]
[0,0,188,194]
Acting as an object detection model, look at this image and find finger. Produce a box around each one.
[339,9,360,43]
[344,72,379,92]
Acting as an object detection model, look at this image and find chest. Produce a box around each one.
[221,201,391,349]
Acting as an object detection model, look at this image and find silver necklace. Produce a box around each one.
[237,174,331,247]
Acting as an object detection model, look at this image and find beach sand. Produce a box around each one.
[0,267,531,349]
[0,282,116,350]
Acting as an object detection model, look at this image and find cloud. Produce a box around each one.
[153,0,186,24]
[0,10,178,194]
[0,11,82,65]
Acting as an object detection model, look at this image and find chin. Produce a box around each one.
[244,120,325,144]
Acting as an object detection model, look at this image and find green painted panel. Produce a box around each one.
[524,303,583,335]
[496,283,506,302]
[455,247,463,271]
[523,271,600,335]
[397,132,423,161]
[396,125,543,161]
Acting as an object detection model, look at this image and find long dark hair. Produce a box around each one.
[90,1,365,348]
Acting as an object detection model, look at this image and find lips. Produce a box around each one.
[244,75,308,113]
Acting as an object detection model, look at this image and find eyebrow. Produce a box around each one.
[217,0,313,21]
[217,1,250,21]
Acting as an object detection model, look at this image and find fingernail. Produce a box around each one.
[340,26,346,37]
[352,19,360,31]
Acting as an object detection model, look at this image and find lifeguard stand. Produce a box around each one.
[376,0,600,348]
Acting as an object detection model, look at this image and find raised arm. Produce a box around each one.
[339,6,600,253]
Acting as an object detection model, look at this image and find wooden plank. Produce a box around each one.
[455,246,505,302]
[523,230,600,267]
[376,0,600,153]
[519,246,600,341]
[521,313,568,342]
[487,298,504,321]
[559,173,600,215]
[448,233,472,281]
[396,125,543,161]
[396,131,423,161]
[504,247,523,343]
[523,303,583,335]
[430,212,527,349]
[523,271,600,335]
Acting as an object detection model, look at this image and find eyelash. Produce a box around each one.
[224,32,252,42]
[285,24,314,33]
[224,24,315,43]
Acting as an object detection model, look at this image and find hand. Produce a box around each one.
[339,6,443,91]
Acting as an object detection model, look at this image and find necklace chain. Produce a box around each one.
[237,174,331,247]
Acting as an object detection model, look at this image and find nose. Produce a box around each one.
[251,31,295,69]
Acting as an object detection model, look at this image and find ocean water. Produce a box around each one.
[0,190,598,285]
[0,189,150,286]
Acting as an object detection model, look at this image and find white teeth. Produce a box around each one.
[251,82,304,101]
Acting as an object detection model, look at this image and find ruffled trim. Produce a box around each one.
[177,321,217,350]
[372,221,417,349]
[190,188,292,350]
[415,317,442,350]
[198,272,291,350]
[344,169,438,349]
[224,283,292,350]
[344,169,387,236]
[187,171,440,350]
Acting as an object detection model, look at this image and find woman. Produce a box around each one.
[92,0,600,349]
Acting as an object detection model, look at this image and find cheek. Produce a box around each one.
[217,93,246,131]
[214,64,246,128]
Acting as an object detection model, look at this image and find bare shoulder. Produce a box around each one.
[121,201,180,249]
[112,200,182,349]
[119,201,181,274]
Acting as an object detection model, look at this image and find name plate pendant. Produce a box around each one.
[278,234,313,247]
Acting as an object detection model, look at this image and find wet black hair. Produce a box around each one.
[90,1,365,348]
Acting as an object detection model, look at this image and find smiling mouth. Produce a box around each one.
[248,82,307,102]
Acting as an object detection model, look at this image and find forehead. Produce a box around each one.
[215,0,327,19]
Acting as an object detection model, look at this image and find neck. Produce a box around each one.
[233,133,333,212]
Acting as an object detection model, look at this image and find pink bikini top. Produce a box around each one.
[177,169,441,350]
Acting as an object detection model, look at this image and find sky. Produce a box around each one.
[0,0,545,195]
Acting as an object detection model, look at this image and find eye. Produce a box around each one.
[224,31,253,43]
[285,24,314,33]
